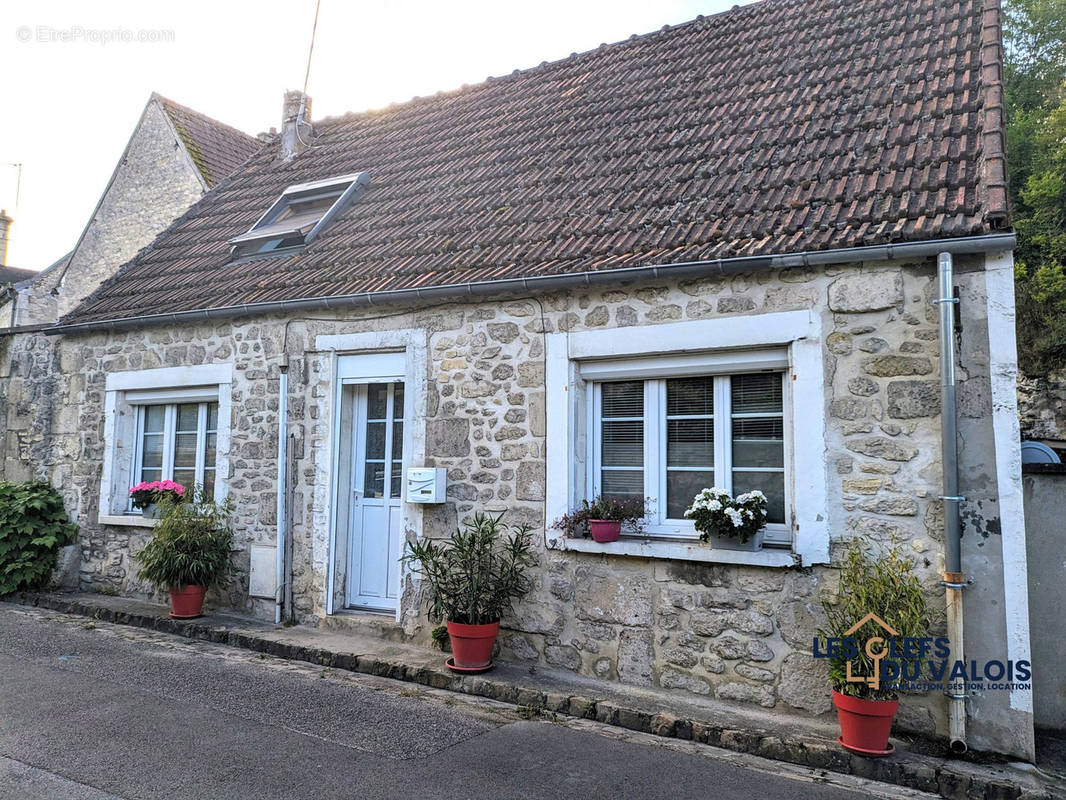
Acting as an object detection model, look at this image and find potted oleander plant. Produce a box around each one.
[820,539,933,756]
[403,511,536,673]
[136,489,233,619]
[551,495,647,543]
[684,487,767,549]
[129,479,185,518]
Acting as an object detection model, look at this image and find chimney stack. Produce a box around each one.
[280,91,312,161]
[0,210,11,267]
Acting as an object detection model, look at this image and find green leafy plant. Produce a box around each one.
[137,490,233,590]
[430,624,450,651]
[551,495,647,538]
[819,539,934,701]
[0,481,77,595]
[402,511,537,625]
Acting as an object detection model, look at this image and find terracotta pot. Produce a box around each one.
[169,585,207,619]
[446,620,499,669]
[833,689,898,756]
[588,519,622,543]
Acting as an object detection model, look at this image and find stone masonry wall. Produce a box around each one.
[11,99,205,327]
[0,254,1012,746]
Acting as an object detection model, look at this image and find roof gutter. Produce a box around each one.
[46,232,1016,336]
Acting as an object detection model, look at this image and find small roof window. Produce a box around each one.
[229,171,368,258]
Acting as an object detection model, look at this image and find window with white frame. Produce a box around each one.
[101,365,233,522]
[585,356,791,544]
[133,401,219,499]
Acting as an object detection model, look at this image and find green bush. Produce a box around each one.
[0,481,77,595]
[137,490,233,590]
[402,511,536,625]
[820,539,935,701]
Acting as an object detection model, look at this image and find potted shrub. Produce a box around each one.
[403,511,536,673]
[129,480,185,518]
[684,487,767,550]
[136,490,233,619]
[551,495,646,543]
[820,540,934,756]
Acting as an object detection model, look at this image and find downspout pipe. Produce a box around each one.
[275,354,290,625]
[936,251,968,754]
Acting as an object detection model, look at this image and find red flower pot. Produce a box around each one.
[446,620,499,669]
[169,585,207,619]
[588,519,621,543]
[833,690,898,756]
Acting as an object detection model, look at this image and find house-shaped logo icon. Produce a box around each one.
[844,612,899,690]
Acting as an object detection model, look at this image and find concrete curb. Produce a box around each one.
[13,591,1056,800]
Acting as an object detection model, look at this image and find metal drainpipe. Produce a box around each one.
[936,252,968,754]
[275,355,290,625]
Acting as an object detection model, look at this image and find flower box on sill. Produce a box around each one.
[704,528,765,552]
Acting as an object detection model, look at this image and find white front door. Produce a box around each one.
[346,381,405,611]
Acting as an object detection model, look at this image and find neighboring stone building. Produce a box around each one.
[0,94,260,328]
[0,0,1038,761]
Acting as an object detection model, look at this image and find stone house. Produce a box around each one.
[0,0,1038,760]
[0,93,260,328]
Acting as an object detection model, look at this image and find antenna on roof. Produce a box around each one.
[302,0,322,97]
[9,163,22,210]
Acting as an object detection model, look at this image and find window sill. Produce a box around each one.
[99,514,157,529]
[547,535,796,567]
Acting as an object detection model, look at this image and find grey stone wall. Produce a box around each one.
[11,99,205,327]
[0,254,1029,754]
[1018,371,1066,446]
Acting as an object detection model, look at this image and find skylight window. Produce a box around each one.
[229,171,368,259]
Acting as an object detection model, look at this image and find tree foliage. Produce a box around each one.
[0,481,77,595]
[1005,0,1066,374]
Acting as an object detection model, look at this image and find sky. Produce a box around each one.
[1,0,753,272]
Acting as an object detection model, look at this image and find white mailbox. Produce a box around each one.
[406,467,447,504]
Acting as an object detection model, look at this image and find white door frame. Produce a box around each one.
[345,379,405,610]
[321,330,428,620]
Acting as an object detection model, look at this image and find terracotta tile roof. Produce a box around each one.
[155,95,262,189]
[65,0,1009,326]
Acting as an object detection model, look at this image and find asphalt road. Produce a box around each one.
[0,604,927,800]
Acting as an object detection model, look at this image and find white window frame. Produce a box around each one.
[100,365,232,527]
[544,310,829,567]
[585,371,791,542]
[130,399,219,507]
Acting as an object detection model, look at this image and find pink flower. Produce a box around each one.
[129,480,186,496]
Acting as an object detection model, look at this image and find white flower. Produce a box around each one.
[744,509,753,519]
[725,508,743,527]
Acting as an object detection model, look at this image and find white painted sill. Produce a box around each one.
[98,514,157,529]
[547,536,797,567]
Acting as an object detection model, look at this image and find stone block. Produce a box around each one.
[845,437,917,461]
[827,272,903,312]
[516,461,545,501]
[660,668,711,695]
[861,355,934,377]
[575,566,653,626]
[886,380,940,418]
[427,418,470,457]
[715,681,775,708]
[778,653,832,714]
[617,628,654,686]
